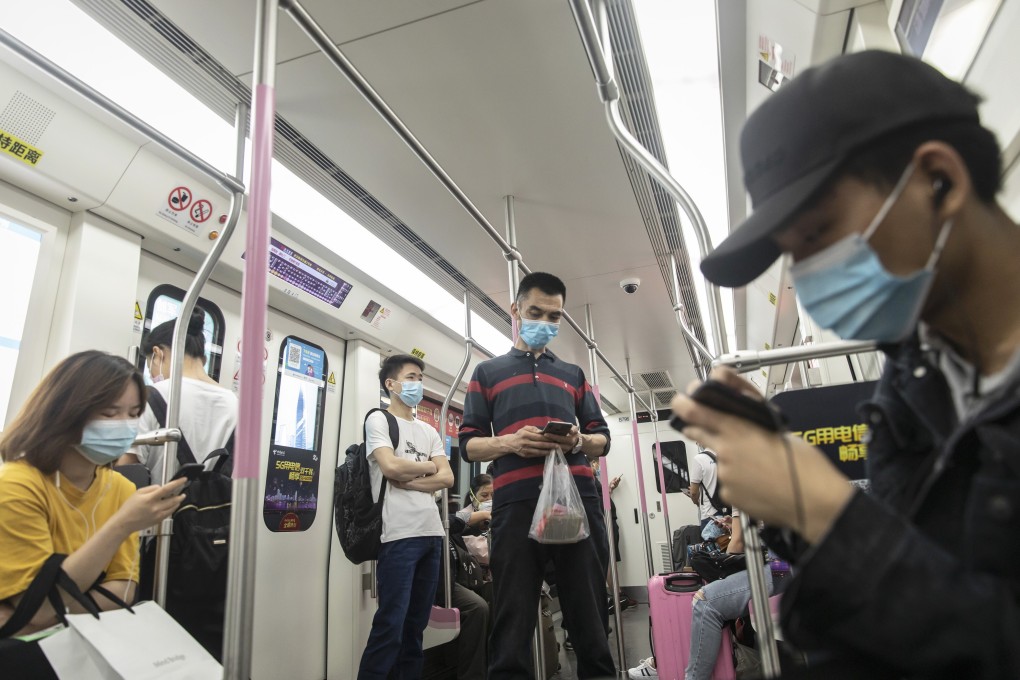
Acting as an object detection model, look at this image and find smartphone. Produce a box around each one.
[171,463,205,482]
[669,380,785,433]
[541,421,574,437]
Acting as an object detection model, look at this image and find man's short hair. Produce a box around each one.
[379,354,425,395]
[516,272,567,305]
[833,118,1001,204]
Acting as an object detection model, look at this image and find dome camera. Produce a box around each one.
[620,277,641,294]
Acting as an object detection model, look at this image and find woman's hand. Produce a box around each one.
[111,478,187,534]
[672,368,854,543]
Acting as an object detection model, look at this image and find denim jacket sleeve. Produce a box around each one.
[780,490,1020,679]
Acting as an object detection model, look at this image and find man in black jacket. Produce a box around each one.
[673,50,1020,678]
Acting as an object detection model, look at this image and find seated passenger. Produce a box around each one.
[120,310,237,480]
[0,351,186,634]
[456,473,493,534]
[675,50,1020,678]
[445,513,490,680]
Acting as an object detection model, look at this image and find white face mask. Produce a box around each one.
[479,500,492,512]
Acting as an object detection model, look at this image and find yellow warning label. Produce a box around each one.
[0,129,43,166]
[762,369,768,378]
[133,301,143,320]
[764,342,771,350]
[327,372,337,385]
[411,348,426,360]
[768,292,777,305]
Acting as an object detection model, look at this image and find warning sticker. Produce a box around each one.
[132,301,144,334]
[190,199,212,223]
[327,371,337,394]
[411,348,426,360]
[0,129,43,166]
[168,186,192,212]
[157,185,215,235]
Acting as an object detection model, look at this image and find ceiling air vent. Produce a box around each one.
[654,389,677,406]
[639,371,673,391]
[600,395,621,415]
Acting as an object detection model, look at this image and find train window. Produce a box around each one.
[652,441,690,493]
[263,336,328,532]
[141,284,225,381]
[0,218,42,426]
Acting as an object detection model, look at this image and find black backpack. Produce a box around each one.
[143,388,233,660]
[334,408,399,565]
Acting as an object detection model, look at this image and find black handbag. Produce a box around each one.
[0,554,131,680]
[689,551,748,582]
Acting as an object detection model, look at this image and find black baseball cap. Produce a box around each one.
[700,50,981,288]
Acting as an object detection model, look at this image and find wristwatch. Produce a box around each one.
[571,434,584,454]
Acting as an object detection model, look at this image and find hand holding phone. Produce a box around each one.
[670,380,786,433]
[540,421,574,437]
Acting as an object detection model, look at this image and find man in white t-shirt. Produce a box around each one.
[688,449,726,530]
[358,354,454,680]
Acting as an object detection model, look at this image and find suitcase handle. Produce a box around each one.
[664,573,702,593]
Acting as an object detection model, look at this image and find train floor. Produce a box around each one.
[551,601,652,679]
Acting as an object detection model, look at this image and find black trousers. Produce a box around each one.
[488,496,615,680]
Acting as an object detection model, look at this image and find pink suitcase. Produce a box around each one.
[648,572,736,680]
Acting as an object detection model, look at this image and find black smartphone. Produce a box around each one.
[171,462,205,482]
[670,380,785,433]
[541,421,574,437]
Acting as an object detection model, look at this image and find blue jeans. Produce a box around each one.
[686,563,773,680]
[358,536,442,680]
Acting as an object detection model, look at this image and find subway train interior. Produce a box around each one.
[1,0,1019,678]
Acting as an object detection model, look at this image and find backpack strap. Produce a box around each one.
[700,452,731,515]
[146,388,198,466]
[362,408,401,507]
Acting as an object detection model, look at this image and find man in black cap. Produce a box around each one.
[673,50,1020,679]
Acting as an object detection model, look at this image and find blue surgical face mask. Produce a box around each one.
[519,319,559,349]
[396,380,424,408]
[77,418,140,465]
[789,163,954,343]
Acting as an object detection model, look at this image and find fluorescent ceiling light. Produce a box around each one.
[5,0,511,357]
[630,0,737,353]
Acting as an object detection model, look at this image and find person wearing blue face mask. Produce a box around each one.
[358,354,454,680]
[0,351,186,637]
[676,51,1020,679]
[460,272,615,679]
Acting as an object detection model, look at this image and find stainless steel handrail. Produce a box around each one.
[278,0,651,411]
[714,340,879,373]
[0,24,247,618]
[568,0,729,356]
[567,0,779,673]
[131,428,182,447]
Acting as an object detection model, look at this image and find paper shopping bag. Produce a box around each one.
[41,601,221,679]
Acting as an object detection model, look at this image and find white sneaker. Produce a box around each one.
[628,657,658,679]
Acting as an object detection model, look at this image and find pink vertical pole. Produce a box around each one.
[235,83,274,479]
[222,1,277,676]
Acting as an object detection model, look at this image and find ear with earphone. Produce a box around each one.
[933,176,952,207]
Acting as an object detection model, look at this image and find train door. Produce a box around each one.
[135,251,346,680]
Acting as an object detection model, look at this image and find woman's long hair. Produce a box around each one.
[0,351,144,473]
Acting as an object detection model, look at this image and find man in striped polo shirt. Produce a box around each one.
[460,272,616,679]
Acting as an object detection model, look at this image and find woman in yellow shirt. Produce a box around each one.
[0,350,187,635]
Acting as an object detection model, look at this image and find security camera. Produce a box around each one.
[620,277,641,294]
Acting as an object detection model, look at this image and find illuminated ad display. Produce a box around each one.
[264,337,328,532]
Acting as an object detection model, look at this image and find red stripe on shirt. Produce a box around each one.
[492,461,596,490]
[535,373,580,402]
[487,373,536,400]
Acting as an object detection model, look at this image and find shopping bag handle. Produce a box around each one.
[0,554,103,638]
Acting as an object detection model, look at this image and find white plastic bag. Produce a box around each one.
[528,447,590,544]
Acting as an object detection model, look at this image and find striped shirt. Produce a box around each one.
[458,348,611,508]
